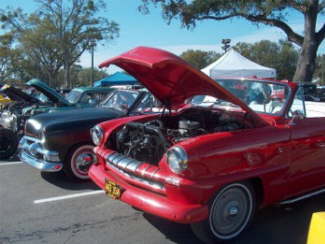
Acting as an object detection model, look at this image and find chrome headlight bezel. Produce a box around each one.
[167,146,188,174]
[91,125,104,146]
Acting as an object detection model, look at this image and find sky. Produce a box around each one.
[2,0,325,73]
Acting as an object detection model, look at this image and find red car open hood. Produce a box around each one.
[99,46,267,126]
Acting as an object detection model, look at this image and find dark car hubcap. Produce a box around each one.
[209,184,253,240]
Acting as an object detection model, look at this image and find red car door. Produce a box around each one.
[288,89,325,196]
[289,118,325,195]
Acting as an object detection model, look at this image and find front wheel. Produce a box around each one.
[64,144,96,181]
[191,182,255,243]
[0,129,18,159]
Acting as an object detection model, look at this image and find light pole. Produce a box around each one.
[90,40,96,86]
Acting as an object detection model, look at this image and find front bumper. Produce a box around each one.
[18,136,63,172]
[89,163,209,224]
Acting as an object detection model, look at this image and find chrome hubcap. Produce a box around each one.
[75,152,94,173]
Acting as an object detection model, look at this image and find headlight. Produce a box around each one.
[91,125,104,146]
[167,146,188,174]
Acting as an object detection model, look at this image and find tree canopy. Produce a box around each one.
[140,0,325,82]
[180,40,300,80]
[180,49,220,69]
[234,40,299,80]
[0,0,119,87]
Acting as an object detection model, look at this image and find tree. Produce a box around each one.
[76,67,108,86]
[234,40,299,80]
[140,0,325,82]
[57,66,108,87]
[180,49,220,69]
[0,33,21,82]
[0,0,119,87]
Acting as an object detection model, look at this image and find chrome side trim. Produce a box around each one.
[279,188,325,205]
[23,135,43,144]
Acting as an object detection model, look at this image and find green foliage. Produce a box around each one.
[0,33,21,83]
[0,0,119,87]
[234,40,299,80]
[180,49,220,69]
[57,66,108,87]
[140,0,323,33]
[140,0,325,82]
[180,40,299,80]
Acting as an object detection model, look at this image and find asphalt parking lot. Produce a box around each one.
[1,157,325,244]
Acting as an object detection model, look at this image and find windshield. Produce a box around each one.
[66,89,82,104]
[101,90,139,112]
[190,79,290,115]
[25,88,49,103]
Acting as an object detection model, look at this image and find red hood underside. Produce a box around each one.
[99,46,267,126]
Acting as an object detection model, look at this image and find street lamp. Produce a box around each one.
[90,40,96,86]
[222,39,231,53]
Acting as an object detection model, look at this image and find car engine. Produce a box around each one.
[112,108,247,165]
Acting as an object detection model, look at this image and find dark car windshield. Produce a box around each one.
[101,90,139,112]
[66,89,82,104]
[24,88,50,103]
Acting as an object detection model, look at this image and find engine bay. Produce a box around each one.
[112,108,250,165]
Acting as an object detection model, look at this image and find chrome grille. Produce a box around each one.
[106,152,164,191]
[107,152,143,172]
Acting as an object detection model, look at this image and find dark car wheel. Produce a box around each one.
[64,144,96,181]
[191,182,256,244]
[0,128,18,159]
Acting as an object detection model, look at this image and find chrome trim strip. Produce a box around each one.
[118,157,133,169]
[24,135,42,144]
[112,154,124,166]
[126,160,142,171]
[111,153,122,162]
[107,152,116,161]
[279,188,325,205]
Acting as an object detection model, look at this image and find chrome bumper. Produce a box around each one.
[18,136,63,172]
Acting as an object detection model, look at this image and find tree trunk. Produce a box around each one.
[292,41,318,83]
[292,2,319,83]
[64,62,71,88]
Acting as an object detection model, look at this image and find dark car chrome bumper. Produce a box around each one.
[18,136,63,172]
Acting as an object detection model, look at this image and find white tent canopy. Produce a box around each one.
[201,49,276,79]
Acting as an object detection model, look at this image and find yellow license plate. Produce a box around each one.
[105,179,122,200]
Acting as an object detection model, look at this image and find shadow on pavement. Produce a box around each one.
[40,171,99,191]
[143,214,203,244]
[0,153,19,162]
[143,194,325,244]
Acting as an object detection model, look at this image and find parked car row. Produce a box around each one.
[2,46,325,243]
[19,88,158,180]
[0,80,115,159]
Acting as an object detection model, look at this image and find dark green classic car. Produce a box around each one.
[19,89,157,180]
[0,79,114,159]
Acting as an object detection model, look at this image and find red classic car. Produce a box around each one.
[89,46,325,243]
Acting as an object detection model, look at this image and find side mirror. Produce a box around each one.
[289,110,305,126]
